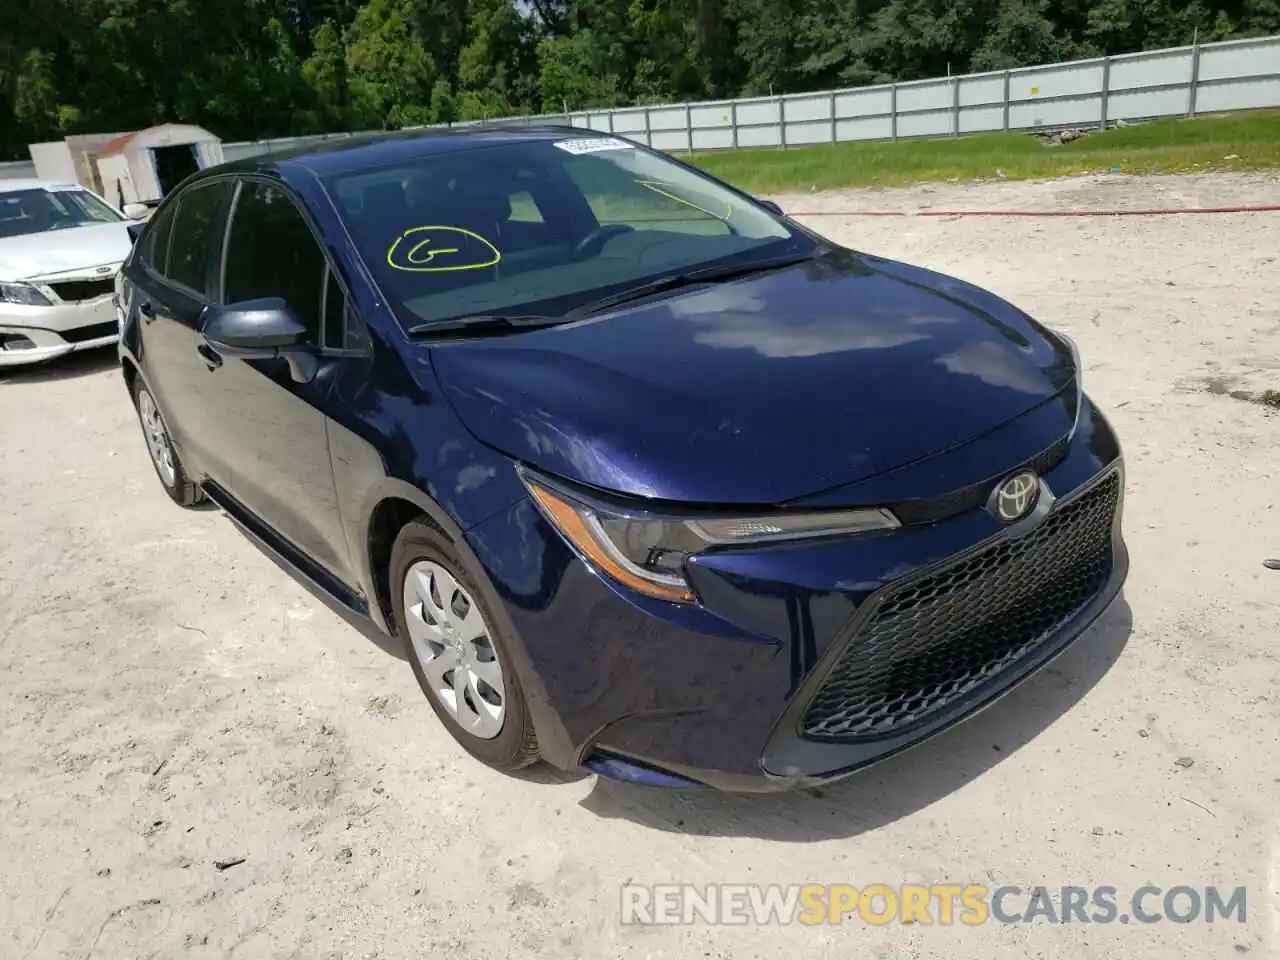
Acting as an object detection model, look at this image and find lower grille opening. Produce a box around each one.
[801,471,1120,742]
[0,333,37,351]
[62,321,118,344]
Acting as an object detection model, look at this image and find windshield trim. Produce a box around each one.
[318,136,813,337]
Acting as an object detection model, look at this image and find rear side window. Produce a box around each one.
[222,181,326,345]
[166,181,232,296]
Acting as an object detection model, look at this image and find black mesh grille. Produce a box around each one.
[801,471,1119,741]
[50,279,113,302]
[889,436,1070,525]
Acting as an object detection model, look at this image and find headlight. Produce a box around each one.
[522,471,900,604]
[0,281,52,307]
[1056,330,1082,385]
[1053,329,1084,440]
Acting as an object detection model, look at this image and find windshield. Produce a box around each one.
[322,136,810,328]
[0,187,124,240]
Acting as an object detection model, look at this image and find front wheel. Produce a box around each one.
[132,379,204,507]
[391,519,539,771]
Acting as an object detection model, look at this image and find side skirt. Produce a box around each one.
[202,480,376,627]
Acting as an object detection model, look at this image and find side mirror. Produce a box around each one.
[758,199,784,217]
[122,202,150,220]
[126,222,146,244]
[203,298,307,352]
[201,298,318,383]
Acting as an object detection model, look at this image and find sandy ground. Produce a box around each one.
[1,171,1277,959]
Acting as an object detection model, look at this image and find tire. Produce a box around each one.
[132,378,204,507]
[391,519,539,771]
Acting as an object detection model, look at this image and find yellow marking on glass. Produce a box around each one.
[408,241,459,263]
[634,180,733,221]
[387,225,501,273]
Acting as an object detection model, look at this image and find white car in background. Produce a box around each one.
[0,179,146,368]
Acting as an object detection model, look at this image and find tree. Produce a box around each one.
[456,0,537,116]
[13,49,63,140]
[412,0,470,84]
[538,29,625,110]
[1085,0,1218,50]
[345,0,437,128]
[429,78,459,122]
[972,0,1071,69]
[1,0,1278,160]
[730,0,803,94]
[302,20,352,128]
[259,17,312,132]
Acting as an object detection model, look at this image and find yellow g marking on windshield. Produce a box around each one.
[387,225,501,273]
[408,241,459,263]
[635,180,733,221]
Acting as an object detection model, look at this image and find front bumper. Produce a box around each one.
[0,297,120,367]
[464,394,1127,792]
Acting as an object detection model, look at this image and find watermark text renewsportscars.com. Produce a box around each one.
[621,883,1248,926]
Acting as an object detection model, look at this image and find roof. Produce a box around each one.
[214,124,598,179]
[96,123,219,157]
[98,131,140,156]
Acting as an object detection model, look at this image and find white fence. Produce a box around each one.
[220,33,1280,163]
[3,32,1277,182]
[0,160,35,180]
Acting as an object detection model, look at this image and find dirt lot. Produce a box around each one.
[1,172,1277,959]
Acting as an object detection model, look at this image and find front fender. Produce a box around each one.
[348,472,574,766]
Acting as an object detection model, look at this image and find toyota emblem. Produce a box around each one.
[994,471,1039,522]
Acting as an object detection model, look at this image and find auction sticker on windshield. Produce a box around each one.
[553,137,632,155]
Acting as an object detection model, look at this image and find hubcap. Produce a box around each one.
[403,560,506,740]
[137,389,176,487]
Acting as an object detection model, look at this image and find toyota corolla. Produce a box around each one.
[116,127,1127,791]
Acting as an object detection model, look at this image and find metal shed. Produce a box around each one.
[93,123,224,207]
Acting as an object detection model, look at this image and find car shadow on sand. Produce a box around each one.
[577,595,1133,840]
[0,345,119,384]
[228,514,409,661]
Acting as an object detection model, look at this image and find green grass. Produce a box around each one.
[689,109,1280,193]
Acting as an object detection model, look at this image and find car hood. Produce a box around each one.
[0,222,134,281]
[429,249,1076,505]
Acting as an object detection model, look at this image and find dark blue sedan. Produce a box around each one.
[116,127,1127,792]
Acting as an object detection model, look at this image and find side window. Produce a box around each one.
[166,181,232,296]
[223,182,325,345]
[140,205,176,275]
[507,190,544,223]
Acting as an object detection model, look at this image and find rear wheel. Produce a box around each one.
[133,380,204,507]
[391,519,539,770]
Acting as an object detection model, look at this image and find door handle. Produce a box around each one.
[197,342,223,369]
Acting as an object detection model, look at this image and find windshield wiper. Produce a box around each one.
[407,313,563,338]
[563,249,824,321]
[406,249,827,336]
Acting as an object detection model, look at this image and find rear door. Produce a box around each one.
[132,179,234,480]
[198,177,358,584]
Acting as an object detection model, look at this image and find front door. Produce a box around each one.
[198,178,355,585]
